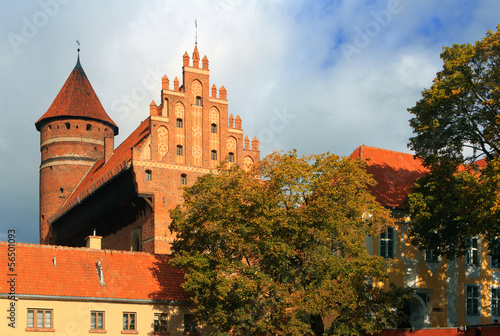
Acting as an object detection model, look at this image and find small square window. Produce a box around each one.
[425,249,438,262]
[154,313,167,332]
[123,312,136,331]
[91,311,105,330]
[195,96,202,106]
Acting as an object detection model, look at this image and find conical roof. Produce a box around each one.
[35,56,119,135]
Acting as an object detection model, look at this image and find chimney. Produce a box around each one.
[86,234,102,249]
[104,137,114,163]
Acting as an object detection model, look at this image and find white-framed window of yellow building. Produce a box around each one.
[466,237,480,266]
[27,308,53,329]
[154,313,167,332]
[90,311,105,330]
[492,287,500,316]
[379,227,395,259]
[424,249,438,263]
[123,312,136,331]
[466,284,480,316]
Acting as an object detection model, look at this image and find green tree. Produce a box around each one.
[408,26,500,257]
[170,151,410,336]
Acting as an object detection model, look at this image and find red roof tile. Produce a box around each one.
[349,145,428,209]
[51,118,150,222]
[35,57,118,135]
[0,242,187,301]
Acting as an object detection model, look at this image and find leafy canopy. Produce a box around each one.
[170,151,410,336]
[407,26,500,258]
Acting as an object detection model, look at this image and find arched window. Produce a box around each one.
[176,118,183,128]
[211,150,217,161]
[211,123,217,134]
[228,152,234,163]
[196,96,202,106]
[145,170,152,181]
[177,145,183,156]
[181,174,187,185]
[86,124,92,131]
[65,122,70,129]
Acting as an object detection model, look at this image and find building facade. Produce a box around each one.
[35,47,260,254]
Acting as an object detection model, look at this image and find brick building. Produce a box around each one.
[35,46,260,254]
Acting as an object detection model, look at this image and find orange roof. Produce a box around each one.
[0,242,187,302]
[349,145,428,209]
[35,56,118,135]
[51,118,150,222]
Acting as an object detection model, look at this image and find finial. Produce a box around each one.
[75,40,82,69]
[76,39,80,53]
[195,19,198,46]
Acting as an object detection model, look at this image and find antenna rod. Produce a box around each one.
[76,39,80,53]
[195,19,198,45]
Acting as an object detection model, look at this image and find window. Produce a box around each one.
[184,314,197,333]
[90,311,105,330]
[87,124,92,131]
[177,145,183,156]
[123,312,136,331]
[176,118,183,128]
[228,152,234,163]
[492,287,500,316]
[145,170,152,181]
[466,285,480,315]
[154,313,167,332]
[425,249,438,262]
[211,150,217,161]
[27,309,53,329]
[65,122,70,129]
[195,96,202,106]
[181,174,187,185]
[380,227,394,258]
[466,237,479,266]
[493,256,500,269]
[211,123,217,134]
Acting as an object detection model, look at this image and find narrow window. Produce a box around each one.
[123,312,136,331]
[195,96,202,106]
[48,125,52,130]
[211,123,217,134]
[177,145,183,156]
[176,118,183,128]
[90,311,105,330]
[228,152,234,163]
[466,237,479,266]
[211,150,217,161]
[154,313,167,332]
[181,174,187,185]
[145,170,152,181]
[86,124,92,130]
[492,287,500,316]
[65,122,70,129]
[380,227,394,259]
[492,256,500,269]
[184,314,197,333]
[466,285,480,315]
[27,309,53,329]
[60,188,64,194]
[424,249,438,262]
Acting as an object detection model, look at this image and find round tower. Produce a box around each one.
[35,55,118,244]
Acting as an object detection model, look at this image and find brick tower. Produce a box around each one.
[35,54,118,244]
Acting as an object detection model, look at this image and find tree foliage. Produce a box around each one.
[408,26,500,257]
[170,151,411,336]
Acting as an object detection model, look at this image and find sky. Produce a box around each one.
[0,0,499,244]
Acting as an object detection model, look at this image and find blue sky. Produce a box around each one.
[0,0,499,244]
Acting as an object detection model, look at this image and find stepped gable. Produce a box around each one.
[349,145,428,209]
[50,118,151,222]
[0,242,187,301]
[35,56,118,135]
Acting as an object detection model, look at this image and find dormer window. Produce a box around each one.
[96,259,105,286]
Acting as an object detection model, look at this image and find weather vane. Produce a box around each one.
[76,40,80,53]
[195,19,198,45]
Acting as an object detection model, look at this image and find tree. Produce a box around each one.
[169,151,411,336]
[407,26,500,258]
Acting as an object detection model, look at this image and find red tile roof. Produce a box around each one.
[0,242,187,302]
[35,57,118,135]
[349,145,428,209]
[51,118,150,222]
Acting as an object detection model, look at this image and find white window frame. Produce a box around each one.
[466,284,480,316]
[379,227,395,259]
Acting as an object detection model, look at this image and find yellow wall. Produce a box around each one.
[2,297,210,335]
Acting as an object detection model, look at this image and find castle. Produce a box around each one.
[35,46,260,254]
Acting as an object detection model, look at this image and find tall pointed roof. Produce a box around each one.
[35,55,119,135]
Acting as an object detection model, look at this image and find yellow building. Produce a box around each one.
[351,145,500,330]
[0,236,209,335]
